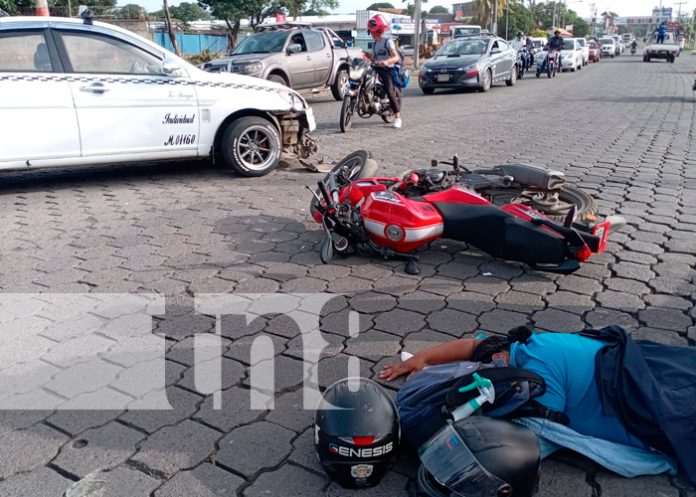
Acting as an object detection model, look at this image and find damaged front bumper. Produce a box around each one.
[276,110,318,160]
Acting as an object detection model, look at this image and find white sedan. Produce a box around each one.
[0,16,317,177]
[560,39,583,72]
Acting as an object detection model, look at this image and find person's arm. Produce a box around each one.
[379,338,482,381]
[377,40,400,67]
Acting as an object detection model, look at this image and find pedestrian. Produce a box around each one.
[364,14,403,129]
[380,325,696,483]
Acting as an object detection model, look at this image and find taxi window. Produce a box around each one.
[0,31,53,72]
[58,31,162,75]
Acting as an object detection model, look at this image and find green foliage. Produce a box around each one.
[428,5,448,14]
[116,3,147,19]
[498,0,533,38]
[167,2,211,21]
[283,0,338,18]
[366,2,395,10]
[49,0,117,16]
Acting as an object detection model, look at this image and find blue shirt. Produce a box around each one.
[510,333,645,448]
[658,25,667,35]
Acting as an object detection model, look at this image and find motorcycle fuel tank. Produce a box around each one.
[361,191,444,252]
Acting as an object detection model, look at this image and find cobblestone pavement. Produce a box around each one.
[1,54,695,497]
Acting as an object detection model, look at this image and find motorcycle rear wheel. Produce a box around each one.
[479,185,598,223]
[309,150,379,216]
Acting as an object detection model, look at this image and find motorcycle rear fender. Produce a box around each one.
[491,164,565,190]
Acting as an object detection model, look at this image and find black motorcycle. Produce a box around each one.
[515,48,532,79]
[339,58,397,133]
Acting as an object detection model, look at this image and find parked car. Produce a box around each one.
[600,37,616,58]
[400,44,415,57]
[450,25,483,39]
[560,38,583,72]
[0,16,317,177]
[607,35,623,55]
[204,24,362,101]
[587,40,601,62]
[574,38,590,66]
[418,36,518,94]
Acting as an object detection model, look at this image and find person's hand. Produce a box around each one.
[379,356,426,381]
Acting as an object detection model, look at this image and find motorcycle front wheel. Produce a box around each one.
[479,185,598,223]
[309,150,379,216]
[339,96,356,133]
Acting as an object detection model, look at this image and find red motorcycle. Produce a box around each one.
[310,150,624,275]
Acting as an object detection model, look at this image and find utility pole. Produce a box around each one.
[505,3,509,40]
[413,0,421,70]
[675,1,686,20]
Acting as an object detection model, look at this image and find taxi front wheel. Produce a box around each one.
[220,116,282,177]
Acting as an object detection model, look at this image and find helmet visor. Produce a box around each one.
[419,422,510,497]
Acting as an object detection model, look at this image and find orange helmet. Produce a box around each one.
[367,14,389,35]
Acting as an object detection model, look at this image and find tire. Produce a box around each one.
[480,184,597,223]
[309,150,379,216]
[506,66,517,87]
[480,69,492,92]
[646,55,650,62]
[547,62,553,78]
[267,73,287,86]
[421,87,435,95]
[220,116,282,177]
[536,68,541,78]
[339,96,355,133]
[331,68,349,101]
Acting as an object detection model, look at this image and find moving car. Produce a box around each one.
[643,32,679,63]
[587,40,601,62]
[0,16,317,177]
[400,44,415,57]
[450,25,483,39]
[419,35,518,94]
[574,38,590,66]
[600,37,616,58]
[560,38,583,72]
[204,24,363,101]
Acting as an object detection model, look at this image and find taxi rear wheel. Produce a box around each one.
[220,117,282,177]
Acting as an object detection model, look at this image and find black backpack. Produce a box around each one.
[396,361,569,449]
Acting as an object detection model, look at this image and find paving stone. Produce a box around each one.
[241,354,306,392]
[225,333,286,365]
[648,277,695,297]
[119,386,202,434]
[287,426,324,474]
[154,463,245,497]
[478,309,531,333]
[216,421,295,477]
[244,465,326,497]
[611,262,655,282]
[596,472,678,497]
[178,357,246,393]
[510,274,557,295]
[373,309,426,336]
[0,466,72,497]
[436,261,480,280]
[644,294,693,311]
[53,421,144,477]
[131,420,221,478]
[533,309,585,332]
[265,388,314,432]
[463,275,511,295]
[194,386,262,432]
[65,467,161,497]
[349,292,398,313]
[0,423,69,479]
[397,291,446,314]
[495,291,545,312]
[604,277,651,295]
[426,308,478,337]
[316,354,372,389]
[585,309,639,331]
[639,307,692,332]
[418,276,463,296]
[556,275,601,295]
[345,329,402,361]
[631,327,689,346]
[595,290,645,312]
[446,292,496,314]
[285,330,345,362]
[371,275,420,296]
[45,359,122,399]
[403,329,459,355]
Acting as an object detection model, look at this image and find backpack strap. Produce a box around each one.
[513,399,570,425]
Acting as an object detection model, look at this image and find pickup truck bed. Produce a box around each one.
[643,33,679,63]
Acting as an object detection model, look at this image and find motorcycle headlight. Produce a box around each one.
[231,61,263,75]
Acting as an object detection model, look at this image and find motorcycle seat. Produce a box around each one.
[491,164,565,190]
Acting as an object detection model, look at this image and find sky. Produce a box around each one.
[134,0,696,19]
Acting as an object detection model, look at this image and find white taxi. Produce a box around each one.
[0,16,317,177]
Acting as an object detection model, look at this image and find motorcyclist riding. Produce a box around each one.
[511,31,529,69]
[539,30,565,74]
[630,39,638,54]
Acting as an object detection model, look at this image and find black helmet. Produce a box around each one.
[314,378,400,488]
[517,31,524,38]
[418,417,540,497]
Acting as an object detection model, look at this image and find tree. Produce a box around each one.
[428,5,448,14]
[117,3,147,19]
[403,2,426,17]
[169,2,211,21]
[473,0,508,31]
[366,2,395,10]
[499,1,533,38]
[283,0,338,19]
[48,0,117,16]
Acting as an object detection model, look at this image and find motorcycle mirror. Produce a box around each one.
[320,235,333,264]
[431,159,438,168]
[452,155,460,171]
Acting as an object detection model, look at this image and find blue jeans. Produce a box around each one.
[513,417,678,478]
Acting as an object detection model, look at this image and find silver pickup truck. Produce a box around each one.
[204,24,363,100]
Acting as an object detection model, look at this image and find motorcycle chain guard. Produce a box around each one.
[491,164,565,190]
